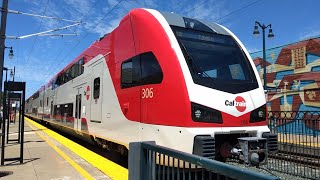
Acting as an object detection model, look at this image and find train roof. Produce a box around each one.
[159,11,230,36]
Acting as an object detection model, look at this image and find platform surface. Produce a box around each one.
[0,118,126,180]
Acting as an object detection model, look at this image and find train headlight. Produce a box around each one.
[191,102,222,123]
[250,104,266,123]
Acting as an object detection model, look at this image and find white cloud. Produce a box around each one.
[63,0,92,16]
[182,0,229,23]
[107,0,120,6]
[143,0,158,9]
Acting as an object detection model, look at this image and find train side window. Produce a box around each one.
[74,63,80,78]
[93,77,100,99]
[70,65,76,79]
[62,104,67,117]
[33,91,40,99]
[121,60,133,88]
[52,78,58,89]
[54,105,57,116]
[67,103,73,117]
[140,52,163,85]
[78,58,84,75]
[56,75,63,86]
[65,68,73,82]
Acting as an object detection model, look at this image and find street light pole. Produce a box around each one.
[3,67,7,82]
[12,66,14,81]
[253,21,274,91]
[262,26,266,91]
[9,66,14,81]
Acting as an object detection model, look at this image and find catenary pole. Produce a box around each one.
[0,0,9,130]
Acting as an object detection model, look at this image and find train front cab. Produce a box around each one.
[126,9,278,159]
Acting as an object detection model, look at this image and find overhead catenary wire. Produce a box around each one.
[60,0,124,58]
[6,22,81,39]
[24,0,50,65]
[37,0,105,83]
[213,0,263,22]
[184,0,210,15]
[182,0,263,23]
[38,0,103,83]
[8,9,81,23]
[21,0,83,81]
[171,0,189,13]
[41,0,124,82]
[67,0,101,42]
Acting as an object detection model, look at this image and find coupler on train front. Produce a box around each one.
[193,133,278,167]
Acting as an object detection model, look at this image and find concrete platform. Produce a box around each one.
[0,118,126,179]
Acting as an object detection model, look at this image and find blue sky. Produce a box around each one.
[3,0,320,97]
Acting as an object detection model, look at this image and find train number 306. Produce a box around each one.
[142,88,154,99]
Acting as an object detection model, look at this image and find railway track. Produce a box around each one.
[269,150,320,168]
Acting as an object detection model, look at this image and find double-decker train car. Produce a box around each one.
[26,8,277,161]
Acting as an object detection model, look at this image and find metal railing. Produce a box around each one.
[129,141,279,180]
[267,111,320,179]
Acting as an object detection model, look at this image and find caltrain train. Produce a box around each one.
[26,8,277,162]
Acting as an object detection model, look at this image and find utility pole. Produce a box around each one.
[0,0,9,129]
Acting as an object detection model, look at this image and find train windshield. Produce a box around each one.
[171,26,258,94]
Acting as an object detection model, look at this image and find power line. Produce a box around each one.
[182,0,263,24]
[69,0,101,42]
[39,0,102,82]
[8,9,81,23]
[185,0,211,15]
[42,0,124,81]
[170,0,189,13]
[57,0,124,69]
[214,0,263,22]
[24,0,50,65]
[65,0,124,50]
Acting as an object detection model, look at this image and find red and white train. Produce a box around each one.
[26,8,277,160]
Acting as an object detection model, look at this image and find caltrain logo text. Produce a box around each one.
[225,96,246,112]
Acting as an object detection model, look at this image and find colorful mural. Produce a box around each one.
[250,37,320,133]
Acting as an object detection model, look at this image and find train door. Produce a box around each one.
[50,100,53,119]
[75,87,82,131]
[90,62,103,123]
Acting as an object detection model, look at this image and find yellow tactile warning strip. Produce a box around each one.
[279,139,319,148]
[278,133,319,148]
[26,117,128,180]
[26,120,95,180]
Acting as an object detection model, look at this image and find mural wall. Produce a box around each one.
[250,37,320,134]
